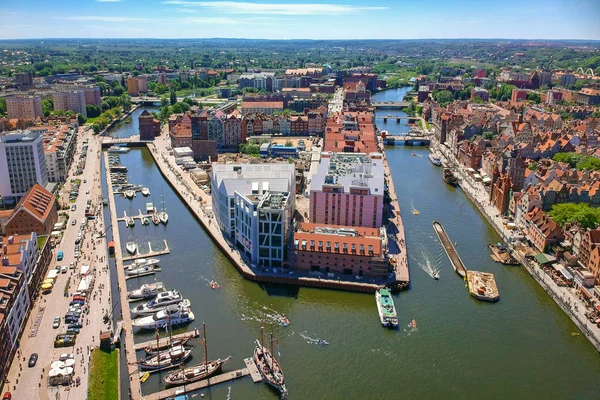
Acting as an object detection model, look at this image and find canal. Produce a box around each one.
[103,101,599,399]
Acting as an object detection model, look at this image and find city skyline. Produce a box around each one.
[1,0,599,40]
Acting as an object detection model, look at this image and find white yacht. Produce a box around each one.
[124,258,160,270]
[428,153,442,166]
[125,264,160,278]
[131,292,186,317]
[141,188,151,197]
[126,241,137,255]
[132,303,195,330]
[127,282,165,300]
[125,190,135,199]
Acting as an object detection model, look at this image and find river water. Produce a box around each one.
[103,94,600,399]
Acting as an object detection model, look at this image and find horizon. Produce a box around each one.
[2,0,599,41]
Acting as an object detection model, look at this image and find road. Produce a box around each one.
[5,126,113,399]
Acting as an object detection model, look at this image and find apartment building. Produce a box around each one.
[309,152,384,228]
[52,90,87,117]
[0,183,57,236]
[6,96,43,120]
[0,130,48,201]
[127,77,139,96]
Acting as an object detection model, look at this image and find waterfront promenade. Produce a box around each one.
[433,140,600,351]
[146,130,408,292]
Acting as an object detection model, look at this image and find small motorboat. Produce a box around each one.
[411,319,417,329]
[277,316,290,327]
[126,217,135,228]
[151,214,160,225]
[413,210,420,215]
[141,188,150,197]
[126,241,137,255]
[125,190,135,199]
[209,281,220,289]
[141,217,149,226]
[411,153,417,156]
[433,270,440,280]
[317,339,329,345]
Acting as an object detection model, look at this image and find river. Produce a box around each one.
[102,99,600,399]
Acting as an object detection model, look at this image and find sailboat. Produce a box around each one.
[151,196,160,225]
[164,323,231,387]
[139,320,192,371]
[254,327,286,397]
[159,191,169,224]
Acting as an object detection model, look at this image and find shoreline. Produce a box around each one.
[432,140,600,352]
[145,133,409,293]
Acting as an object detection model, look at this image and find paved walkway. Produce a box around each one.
[5,126,113,399]
[432,140,600,351]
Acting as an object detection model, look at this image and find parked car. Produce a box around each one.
[70,300,85,307]
[71,205,76,211]
[68,322,83,329]
[64,316,79,324]
[28,353,38,367]
[53,316,61,329]
[71,219,77,226]
[66,327,80,334]
[3,392,11,400]
[61,265,68,274]
[69,262,75,270]
[57,251,64,261]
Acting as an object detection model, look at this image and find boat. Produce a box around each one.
[413,209,420,215]
[126,216,135,227]
[126,241,137,255]
[159,190,169,224]
[142,188,150,197]
[107,145,130,153]
[128,282,165,300]
[411,319,417,328]
[432,221,467,278]
[139,345,192,371]
[277,316,290,327]
[488,243,519,265]
[141,217,149,226]
[131,292,185,317]
[164,323,231,387]
[254,329,286,397]
[375,288,399,328]
[144,329,199,355]
[151,213,160,225]
[428,153,442,166]
[124,258,160,270]
[209,280,220,289]
[411,152,417,156]
[132,303,195,330]
[125,190,136,199]
[432,270,440,280]
[443,168,458,187]
[125,264,161,278]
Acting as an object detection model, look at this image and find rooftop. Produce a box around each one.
[311,152,384,195]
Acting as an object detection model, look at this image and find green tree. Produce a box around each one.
[112,86,125,96]
[77,113,86,125]
[526,92,541,104]
[86,105,101,118]
[170,89,177,106]
[42,99,53,116]
[549,203,600,229]
[160,97,169,107]
[285,140,293,147]
[0,98,6,115]
[433,90,454,106]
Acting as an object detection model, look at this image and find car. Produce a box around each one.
[53,316,61,329]
[61,265,68,274]
[59,353,73,361]
[66,327,80,334]
[71,205,76,211]
[3,392,11,400]
[71,219,76,226]
[69,262,75,270]
[28,353,38,368]
[70,300,85,307]
[68,322,83,329]
[64,316,79,324]
[75,238,81,245]
[86,190,90,194]
[83,179,87,183]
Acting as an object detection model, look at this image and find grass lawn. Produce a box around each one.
[88,348,119,400]
[37,235,48,250]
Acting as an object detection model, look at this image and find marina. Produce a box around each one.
[122,240,170,261]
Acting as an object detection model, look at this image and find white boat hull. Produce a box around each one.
[132,311,195,330]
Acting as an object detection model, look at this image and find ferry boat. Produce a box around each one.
[375,288,398,328]
[124,258,160,270]
[132,303,195,330]
[139,345,192,371]
[126,241,137,255]
[428,153,442,166]
[127,282,165,300]
[443,168,458,187]
[131,292,185,317]
[107,145,130,153]
[142,188,150,197]
[254,330,286,397]
[125,264,161,278]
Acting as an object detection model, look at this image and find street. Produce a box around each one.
[5,126,113,399]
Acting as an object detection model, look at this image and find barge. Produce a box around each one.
[432,221,467,278]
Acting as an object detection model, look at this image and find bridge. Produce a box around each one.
[383,133,433,146]
[372,101,411,109]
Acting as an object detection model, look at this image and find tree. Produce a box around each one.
[86,104,101,118]
[0,98,6,115]
[482,131,496,140]
[285,140,293,147]
[77,113,86,125]
[160,97,169,107]
[526,92,541,104]
[42,99,53,117]
[170,89,177,106]
[433,90,454,106]
[549,203,600,229]
[112,86,125,96]
[121,99,132,113]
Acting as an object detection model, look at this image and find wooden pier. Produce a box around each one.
[117,210,155,222]
[244,357,263,383]
[141,368,250,400]
[122,240,170,261]
[133,329,200,351]
[113,320,124,344]
[433,221,467,277]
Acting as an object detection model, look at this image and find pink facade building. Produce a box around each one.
[309,152,384,229]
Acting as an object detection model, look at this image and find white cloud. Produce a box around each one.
[54,16,148,22]
[162,1,388,15]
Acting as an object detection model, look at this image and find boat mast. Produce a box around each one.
[269,327,274,372]
[155,322,160,366]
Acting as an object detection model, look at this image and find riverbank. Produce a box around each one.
[432,139,600,352]
[146,131,408,293]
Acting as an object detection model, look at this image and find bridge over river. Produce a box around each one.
[372,101,411,109]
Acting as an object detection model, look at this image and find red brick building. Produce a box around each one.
[490,171,512,215]
[523,207,564,253]
[0,184,57,236]
[138,109,161,140]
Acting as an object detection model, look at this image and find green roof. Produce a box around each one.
[534,253,550,264]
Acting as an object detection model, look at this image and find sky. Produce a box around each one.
[0,0,599,40]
